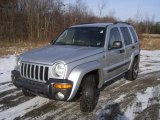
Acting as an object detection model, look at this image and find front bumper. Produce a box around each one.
[11,70,73,101]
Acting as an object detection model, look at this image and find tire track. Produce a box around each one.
[20,101,66,119]
[34,102,77,120]
[0,92,32,111]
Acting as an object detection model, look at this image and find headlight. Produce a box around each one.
[16,57,21,69]
[53,63,66,77]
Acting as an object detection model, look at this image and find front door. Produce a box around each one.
[104,26,125,82]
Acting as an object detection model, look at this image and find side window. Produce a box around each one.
[129,27,138,43]
[120,27,132,45]
[108,27,121,49]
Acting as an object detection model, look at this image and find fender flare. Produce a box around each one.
[128,53,140,70]
[67,61,102,100]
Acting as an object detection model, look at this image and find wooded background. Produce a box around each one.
[0,0,160,43]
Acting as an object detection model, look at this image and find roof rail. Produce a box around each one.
[114,21,130,25]
[78,22,95,25]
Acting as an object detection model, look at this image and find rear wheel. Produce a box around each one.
[125,58,139,81]
[80,74,97,112]
[22,89,36,97]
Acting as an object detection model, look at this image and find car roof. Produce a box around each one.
[70,22,131,28]
[70,23,113,28]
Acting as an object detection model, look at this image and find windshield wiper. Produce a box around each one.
[73,42,90,47]
[54,42,66,45]
[54,42,91,47]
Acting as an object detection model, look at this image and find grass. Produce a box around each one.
[0,41,49,57]
[0,34,160,57]
[140,34,160,50]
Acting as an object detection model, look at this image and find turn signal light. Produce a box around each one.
[53,83,72,89]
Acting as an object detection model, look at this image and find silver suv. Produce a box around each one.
[12,22,140,112]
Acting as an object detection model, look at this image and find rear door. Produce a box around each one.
[120,27,134,71]
[104,26,125,81]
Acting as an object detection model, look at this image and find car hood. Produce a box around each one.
[20,45,104,65]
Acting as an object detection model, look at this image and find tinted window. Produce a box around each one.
[54,27,106,47]
[129,27,138,42]
[108,27,122,49]
[120,27,132,45]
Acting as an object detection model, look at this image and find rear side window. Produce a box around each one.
[120,27,132,45]
[129,27,138,42]
[108,27,122,49]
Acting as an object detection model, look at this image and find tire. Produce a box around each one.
[125,58,139,81]
[80,74,97,112]
[22,89,36,97]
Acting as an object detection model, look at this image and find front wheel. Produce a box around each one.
[80,74,97,112]
[125,58,139,81]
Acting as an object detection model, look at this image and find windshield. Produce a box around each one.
[53,27,106,47]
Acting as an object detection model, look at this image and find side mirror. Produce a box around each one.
[111,41,122,49]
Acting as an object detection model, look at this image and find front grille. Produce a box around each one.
[20,62,49,81]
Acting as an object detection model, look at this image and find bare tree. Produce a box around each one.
[133,9,144,34]
[144,14,155,34]
[0,0,117,43]
[97,0,107,17]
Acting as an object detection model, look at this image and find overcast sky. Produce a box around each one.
[65,0,160,22]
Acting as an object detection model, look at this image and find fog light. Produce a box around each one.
[53,83,72,89]
[56,92,65,100]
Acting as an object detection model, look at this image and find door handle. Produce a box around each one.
[120,49,125,53]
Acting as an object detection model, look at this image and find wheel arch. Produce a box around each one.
[67,61,102,100]
[128,53,140,70]
[79,69,100,91]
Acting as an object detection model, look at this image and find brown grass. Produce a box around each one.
[140,34,160,50]
[0,34,160,57]
[0,41,48,57]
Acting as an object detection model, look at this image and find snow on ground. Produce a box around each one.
[0,50,160,120]
[0,96,50,120]
[125,85,160,120]
[0,85,16,94]
[140,50,160,75]
[0,56,51,120]
[0,91,21,100]
[0,55,16,83]
[125,87,153,120]
[97,85,160,120]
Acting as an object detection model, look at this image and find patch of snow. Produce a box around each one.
[117,114,129,120]
[0,82,15,93]
[0,55,16,83]
[125,86,159,120]
[136,87,153,110]
[114,94,126,103]
[98,85,160,120]
[0,90,21,100]
[0,96,50,120]
[0,104,3,107]
[0,85,16,93]
[10,96,23,102]
[139,50,160,75]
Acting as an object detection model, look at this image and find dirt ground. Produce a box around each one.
[0,71,160,120]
